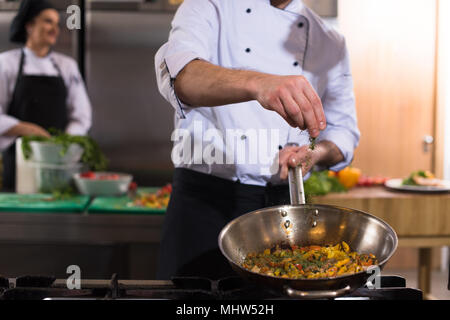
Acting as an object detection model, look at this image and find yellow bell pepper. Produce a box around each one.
[337,167,362,189]
[328,170,337,178]
[335,258,350,268]
[342,241,350,253]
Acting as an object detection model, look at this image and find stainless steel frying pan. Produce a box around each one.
[218,167,398,299]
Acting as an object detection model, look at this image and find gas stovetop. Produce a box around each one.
[0,274,422,300]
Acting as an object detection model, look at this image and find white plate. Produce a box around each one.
[385,178,450,193]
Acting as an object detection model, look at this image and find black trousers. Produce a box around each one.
[156,168,290,280]
[1,145,16,192]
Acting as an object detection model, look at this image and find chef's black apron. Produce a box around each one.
[1,49,69,191]
[156,168,290,280]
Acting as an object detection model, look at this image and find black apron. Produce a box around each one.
[2,49,69,191]
[156,168,290,280]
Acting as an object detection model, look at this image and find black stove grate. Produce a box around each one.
[0,274,423,300]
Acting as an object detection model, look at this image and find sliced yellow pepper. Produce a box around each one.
[335,258,350,268]
[342,241,350,253]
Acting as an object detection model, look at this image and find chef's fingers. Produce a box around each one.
[279,147,301,180]
[273,98,297,128]
[293,156,314,176]
[40,130,52,138]
[280,160,291,180]
[288,146,308,168]
[292,91,319,138]
[288,146,315,176]
[25,122,51,138]
[281,95,306,130]
[35,127,51,138]
[279,146,301,166]
[303,85,326,131]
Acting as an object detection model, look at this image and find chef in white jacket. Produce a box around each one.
[155,0,360,280]
[0,0,91,191]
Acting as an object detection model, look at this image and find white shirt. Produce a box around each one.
[0,47,92,151]
[155,0,360,186]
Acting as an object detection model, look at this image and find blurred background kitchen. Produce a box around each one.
[0,0,449,299]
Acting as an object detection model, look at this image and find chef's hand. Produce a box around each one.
[6,122,51,138]
[279,145,317,180]
[279,141,345,180]
[253,75,326,138]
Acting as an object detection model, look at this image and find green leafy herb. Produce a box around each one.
[309,137,317,150]
[304,171,347,200]
[50,186,76,200]
[22,129,108,171]
[402,177,416,186]
[402,170,428,186]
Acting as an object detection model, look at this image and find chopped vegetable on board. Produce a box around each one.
[132,184,172,209]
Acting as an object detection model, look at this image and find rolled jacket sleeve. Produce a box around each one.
[0,114,19,151]
[0,58,19,151]
[154,0,219,118]
[317,44,360,171]
[65,60,92,136]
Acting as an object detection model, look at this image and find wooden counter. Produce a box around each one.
[313,187,450,237]
[313,186,450,299]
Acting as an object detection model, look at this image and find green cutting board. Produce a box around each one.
[88,188,166,215]
[0,193,90,213]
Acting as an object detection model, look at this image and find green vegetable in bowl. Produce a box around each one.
[21,129,108,171]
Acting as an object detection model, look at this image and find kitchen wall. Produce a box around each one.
[437,0,450,272]
[439,0,450,181]
[86,11,175,185]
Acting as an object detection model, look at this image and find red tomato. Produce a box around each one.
[80,172,96,179]
[98,174,120,180]
[358,176,368,186]
[160,184,173,195]
[129,182,138,191]
[366,177,375,186]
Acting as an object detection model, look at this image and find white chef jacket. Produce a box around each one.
[155,0,360,186]
[0,47,92,151]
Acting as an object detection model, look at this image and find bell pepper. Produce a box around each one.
[328,170,337,178]
[337,167,362,189]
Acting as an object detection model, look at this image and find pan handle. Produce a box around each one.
[284,285,352,299]
[288,166,306,205]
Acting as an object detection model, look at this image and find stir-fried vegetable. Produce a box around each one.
[242,241,377,279]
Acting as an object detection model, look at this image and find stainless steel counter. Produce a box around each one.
[0,211,164,243]
[0,211,164,279]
